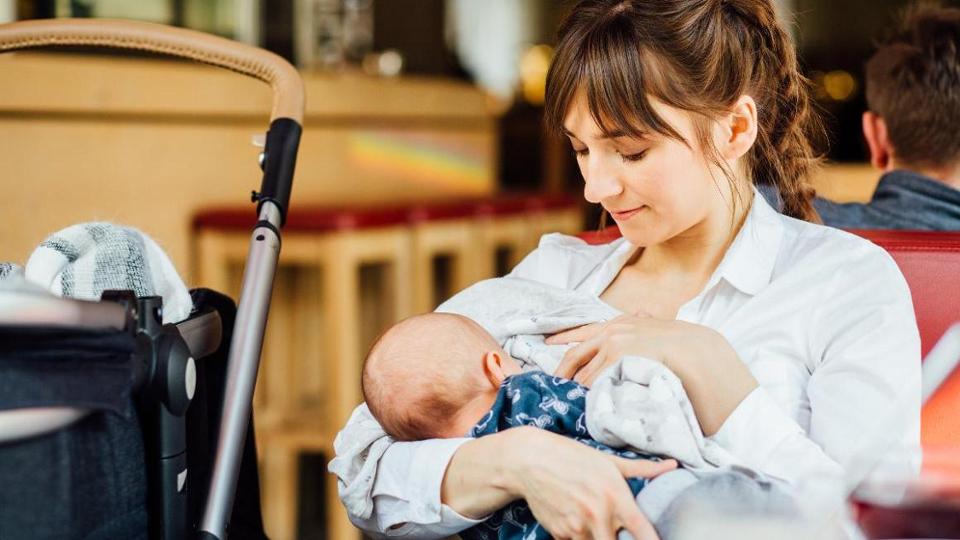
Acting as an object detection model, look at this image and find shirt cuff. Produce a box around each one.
[707,387,805,473]
[372,437,483,533]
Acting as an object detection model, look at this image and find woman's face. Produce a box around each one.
[562,92,736,248]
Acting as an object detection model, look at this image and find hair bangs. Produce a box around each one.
[546,9,684,144]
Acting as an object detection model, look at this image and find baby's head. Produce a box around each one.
[362,312,522,441]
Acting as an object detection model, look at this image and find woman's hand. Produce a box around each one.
[443,426,675,539]
[548,314,693,386]
[547,314,758,436]
[503,426,675,539]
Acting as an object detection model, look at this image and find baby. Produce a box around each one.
[362,311,523,441]
[362,311,662,540]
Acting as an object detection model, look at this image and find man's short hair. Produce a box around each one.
[865,4,960,168]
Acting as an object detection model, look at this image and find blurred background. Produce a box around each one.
[0,1,953,538]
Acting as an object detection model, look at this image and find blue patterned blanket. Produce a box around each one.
[462,371,655,540]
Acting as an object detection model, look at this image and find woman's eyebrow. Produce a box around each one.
[601,129,629,139]
[562,127,645,141]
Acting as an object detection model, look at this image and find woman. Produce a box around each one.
[331,0,920,538]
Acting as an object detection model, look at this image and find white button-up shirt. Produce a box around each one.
[339,189,921,538]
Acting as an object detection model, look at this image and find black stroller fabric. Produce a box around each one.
[0,288,267,540]
[0,325,148,540]
[0,326,137,414]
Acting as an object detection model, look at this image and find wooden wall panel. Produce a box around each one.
[0,53,497,282]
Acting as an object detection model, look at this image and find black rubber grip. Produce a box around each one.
[257,117,301,226]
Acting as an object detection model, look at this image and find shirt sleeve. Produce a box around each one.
[345,438,487,538]
[709,242,922,486]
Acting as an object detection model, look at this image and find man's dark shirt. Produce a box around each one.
[814,169,960,230]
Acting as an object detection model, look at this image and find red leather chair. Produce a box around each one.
[579,227,960,446]
[852,230,960,447]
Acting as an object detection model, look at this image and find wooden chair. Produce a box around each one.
[407,200,485,313]
[194,205,413,540]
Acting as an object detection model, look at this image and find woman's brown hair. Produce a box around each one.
[545,0,824,222]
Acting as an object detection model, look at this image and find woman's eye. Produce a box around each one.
[619,149,648,162]
[572,148,589,158]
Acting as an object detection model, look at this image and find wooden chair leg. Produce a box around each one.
[389,231,415,323]
[411,220,480,313]
[260,439,299,540]
[476,216,537,278]
[319,236,363,435]
[195,231,242,294]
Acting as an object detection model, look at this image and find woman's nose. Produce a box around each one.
[582,158,623,203]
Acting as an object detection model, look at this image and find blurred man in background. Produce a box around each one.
[816,5,960,230]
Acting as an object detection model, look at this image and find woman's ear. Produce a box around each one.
[482,351,509,388]
[720,95,759,161]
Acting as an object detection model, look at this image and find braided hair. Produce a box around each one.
[546,0,825,222]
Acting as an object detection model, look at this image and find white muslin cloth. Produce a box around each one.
[587,356,740,472]
[435,276,621,374]
[24,222,192,323]
[330,404,394,521]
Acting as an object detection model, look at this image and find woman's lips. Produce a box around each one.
[610,206,645,221]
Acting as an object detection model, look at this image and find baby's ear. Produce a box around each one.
[482,351,508,387]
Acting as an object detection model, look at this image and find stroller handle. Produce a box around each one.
[1,18,304,539]
[0,18,304,124]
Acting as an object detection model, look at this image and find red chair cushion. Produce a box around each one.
[194,204,410,232]
[194,192,583,231]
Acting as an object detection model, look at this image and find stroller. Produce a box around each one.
[0,19,302,540]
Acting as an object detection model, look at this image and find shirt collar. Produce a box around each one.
[583,186,784,297]
[707,186,784,296]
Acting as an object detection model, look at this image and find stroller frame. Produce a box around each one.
[0,18,303,540]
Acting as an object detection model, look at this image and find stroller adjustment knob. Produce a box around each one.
[158,329,194,417]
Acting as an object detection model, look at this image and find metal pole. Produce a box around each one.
[198,201,282,539]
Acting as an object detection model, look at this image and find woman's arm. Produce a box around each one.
[332,406,674,539]
[710,250,921,485]
[443,426,674,539]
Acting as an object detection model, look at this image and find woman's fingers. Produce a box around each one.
[572,349,610,386]
[545,322,603,345]
[555,335,602,379]
[609,456,678,479]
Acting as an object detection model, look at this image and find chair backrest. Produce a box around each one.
[579,227,960,445]
[853,230,960,446]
